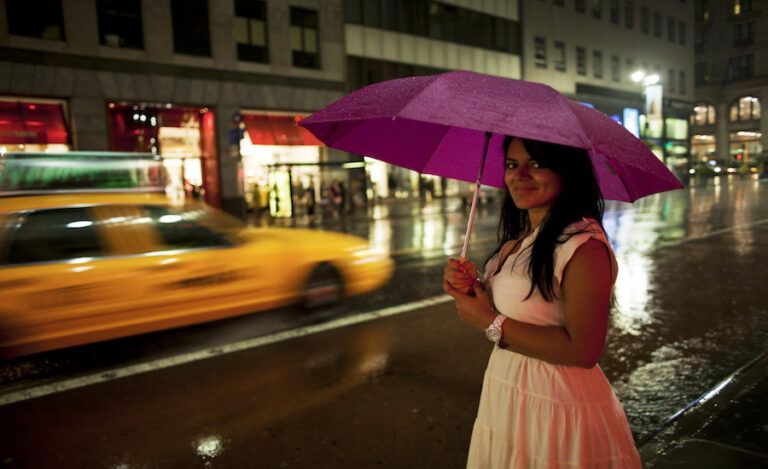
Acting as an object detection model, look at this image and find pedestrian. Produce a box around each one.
[443,136,641,468]
[305,183,316,216]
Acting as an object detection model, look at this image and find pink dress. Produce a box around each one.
[467,219,641,468]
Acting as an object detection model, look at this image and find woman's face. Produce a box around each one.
[504,138,563,213]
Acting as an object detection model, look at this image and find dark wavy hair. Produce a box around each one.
[488,135,605,301]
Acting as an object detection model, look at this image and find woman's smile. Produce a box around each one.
[504,139,562,216]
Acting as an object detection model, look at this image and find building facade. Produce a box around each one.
[342,0,522,199]
[692,0,768,172]
[521,0,695,175]
[0,0,346,217]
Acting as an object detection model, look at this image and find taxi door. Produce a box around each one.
[92,204,288,330]
[0,206,158,356]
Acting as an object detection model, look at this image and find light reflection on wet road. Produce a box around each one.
[1,176,767,467]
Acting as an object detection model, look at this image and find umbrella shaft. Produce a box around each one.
[460,131,492,259]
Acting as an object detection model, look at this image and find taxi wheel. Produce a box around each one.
[302,263,344,310]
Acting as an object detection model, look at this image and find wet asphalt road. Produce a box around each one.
[1,175,768,468]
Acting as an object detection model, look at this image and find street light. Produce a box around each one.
[631,70,660,86]
[631,70,664,161]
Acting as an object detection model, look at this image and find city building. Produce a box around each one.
[0,0,700,218]
[0,0,346,218]
[342,0,521,199]
[692,0,767,173]
[521,0,695,176]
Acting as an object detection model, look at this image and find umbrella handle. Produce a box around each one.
[460,131,492,260]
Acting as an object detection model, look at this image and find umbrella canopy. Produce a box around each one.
[300,70,683,203]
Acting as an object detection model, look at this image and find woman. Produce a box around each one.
[444,136,641,468]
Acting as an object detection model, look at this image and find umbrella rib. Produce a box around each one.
[604,159,635,202]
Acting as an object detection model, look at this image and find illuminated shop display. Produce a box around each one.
[107,103,219,207]
[0,98,71,154]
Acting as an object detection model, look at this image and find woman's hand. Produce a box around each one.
[444,260,496,331]
[443,258,478,291]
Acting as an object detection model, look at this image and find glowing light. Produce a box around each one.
[195,435,223,459]
[158,215,183,223]
[69,257,94,264]
[67,221,93,228]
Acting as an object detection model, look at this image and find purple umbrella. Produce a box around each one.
[301,70,683,257]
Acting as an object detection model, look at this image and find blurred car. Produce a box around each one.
[0,192,393,358]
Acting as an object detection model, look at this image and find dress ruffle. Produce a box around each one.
[467,350,641,468]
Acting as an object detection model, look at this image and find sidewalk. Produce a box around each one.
[246,194,478,229]
[639,349,768,467]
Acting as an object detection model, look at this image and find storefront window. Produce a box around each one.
[729,130,761,163]
[0,99,70,153]
[107,103,212,204]
[691,134,716,163]
[665,118,688,140]
[239,112,324,217]
[691,103,715,126]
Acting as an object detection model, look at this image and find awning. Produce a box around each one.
[242,114,323,146]
[0,101,70,144]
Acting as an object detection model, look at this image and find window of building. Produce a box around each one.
[695,0,709,22]
[96,0,143,49]
[653,11,662,38]
[640,6,649,33]
[728,54,754,81]
[694,62,707,85]
[291,7,320,69]
[534,37,547,68]
[733,0,753,15]
[733,21,755,46]
[668,69,676,92]
[730,96,760,122]
[609,0,620,24]
[234,0,268,63]
[171,0,211,56]
[667,17,676,42]
[576,47,587,75]
[554,41,566,71]
[692,103,716,126]
[679,71,687,95]
[346,56,445,90]
[346,0,519,54]
[344,0,363,23]
[575,0,586,13]
[5,0,65,41]
[611,56,620,81]
[625,58,634,81]
[592,0,603,19]
[593,50,603,78]
[361,0,381,28]
[678,20,686,45]
[624,0,634,28]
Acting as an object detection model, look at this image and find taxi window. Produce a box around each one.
[4,208,105,265]
[145,206,235,249]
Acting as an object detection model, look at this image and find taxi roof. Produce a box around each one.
[0,192,172,213]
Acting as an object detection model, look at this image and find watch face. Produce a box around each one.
[486,327,501,342]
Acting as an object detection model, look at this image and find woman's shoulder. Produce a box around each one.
[560,217,605,240]
[554,218,613,280]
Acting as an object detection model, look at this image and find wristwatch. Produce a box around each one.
[485,314,507,343]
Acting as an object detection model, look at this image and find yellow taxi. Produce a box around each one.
[0,192,393,358]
